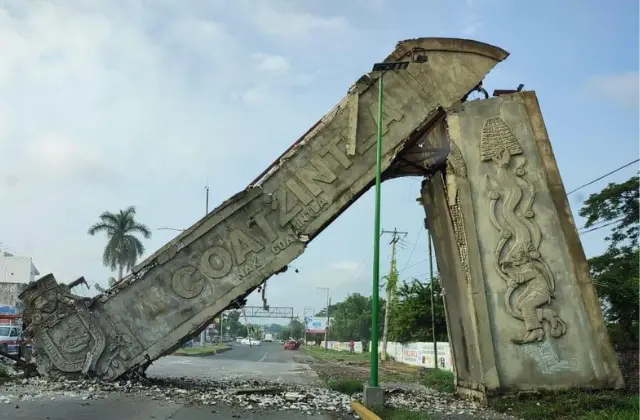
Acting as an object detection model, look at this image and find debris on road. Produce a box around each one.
[0,375,519,419]
[0,376,356,415]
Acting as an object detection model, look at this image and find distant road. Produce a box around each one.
[147,342,320,385]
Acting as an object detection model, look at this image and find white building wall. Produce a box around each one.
[0,252,39,314]
[0,252,39,284]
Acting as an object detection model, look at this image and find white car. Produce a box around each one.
[240,338,261,346]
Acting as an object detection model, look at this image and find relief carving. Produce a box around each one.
[481,117,567,345]
[97,317,144,380]
[442,139,472,285]
[522,340,580,375]
[172,265,205,299]
[20,274,106,375]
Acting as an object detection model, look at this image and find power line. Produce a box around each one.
[566,159,638,196]
[579,218,625,235]
[400,228,422,271]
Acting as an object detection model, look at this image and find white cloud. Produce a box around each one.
[587,72,639,108]
[253,53,291,73]
[233,1,355,50]
[0,0,352,294]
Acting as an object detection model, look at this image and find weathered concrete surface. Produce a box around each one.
[418,91,623,399]
[19,38,509,381]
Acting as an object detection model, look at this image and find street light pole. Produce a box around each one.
[367,51,428,408]
[202,185,210,347]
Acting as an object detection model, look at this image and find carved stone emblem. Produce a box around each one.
[480,117,567,345]
[20,274,106,376]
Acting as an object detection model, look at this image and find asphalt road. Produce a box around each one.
[147,342,320,385]
[0,343,339,420]
[0,393,342,420]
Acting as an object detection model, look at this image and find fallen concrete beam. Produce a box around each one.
[19,37,508,380]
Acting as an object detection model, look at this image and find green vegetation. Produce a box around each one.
[87,206,152,282]
[278,318,305,340]
[173,344,230,356]
[373,407,433,420]
[420,368,454,393]
[301,345,369,363]
[326,378,363,395]
[578,176,639,349]
[490,390,639,420]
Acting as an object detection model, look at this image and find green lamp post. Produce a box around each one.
[369,52,428,393]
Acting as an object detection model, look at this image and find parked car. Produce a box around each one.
[284,340,299,350]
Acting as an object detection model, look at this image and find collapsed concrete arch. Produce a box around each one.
[19,37,623,398]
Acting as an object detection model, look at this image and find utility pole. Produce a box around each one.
[426,218,438,369]
[205,185,210,214]
[219,312,224,341]
[380,228,407,361]
[318,287,330,349]
[200,184,210,347]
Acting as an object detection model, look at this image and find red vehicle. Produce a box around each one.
[283,340,299,350]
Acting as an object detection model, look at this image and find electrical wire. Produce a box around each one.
[579,218,626,235]
[566,159,639,196]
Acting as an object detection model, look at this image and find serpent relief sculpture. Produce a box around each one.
[481,117,567,345]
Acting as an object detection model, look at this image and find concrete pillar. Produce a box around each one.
[419,91,624,400]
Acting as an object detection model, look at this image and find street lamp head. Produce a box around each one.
[411,47,428,63]
[372,61,410,72]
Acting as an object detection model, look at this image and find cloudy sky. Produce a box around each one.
[0,0,637,323]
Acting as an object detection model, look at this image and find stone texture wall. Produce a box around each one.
[421,91,623,398]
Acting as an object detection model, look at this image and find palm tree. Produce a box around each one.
[88,206,152,282]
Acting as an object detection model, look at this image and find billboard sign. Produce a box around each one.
[304,316,331,333]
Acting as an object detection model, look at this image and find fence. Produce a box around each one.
[320,340,453,371]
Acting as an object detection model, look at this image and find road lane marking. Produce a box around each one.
[258,352,268,362]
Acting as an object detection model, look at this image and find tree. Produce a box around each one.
[289,319,305,339]
[223,310,245,337]
[578,176,639,349]
[108,277,116,287]
[88,206,152,281]
[389,278,448,343]
[278,327,291,341]
[579,176,638,250]
[325,293,385,342]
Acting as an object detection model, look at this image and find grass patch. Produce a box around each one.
[326,378,364,395]
[373,407,433,420]
[420,368,455,393]
[489,389,639,420]
[173,344,230,356]
[301,345,370,363]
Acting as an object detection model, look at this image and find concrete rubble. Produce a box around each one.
[0,376,518,419]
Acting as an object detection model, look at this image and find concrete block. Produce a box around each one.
[362,385,385,409]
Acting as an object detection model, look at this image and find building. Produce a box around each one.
[0,252,40,314]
